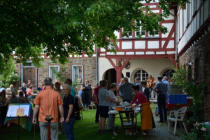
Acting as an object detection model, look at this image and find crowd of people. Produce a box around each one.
[0,75,170,140]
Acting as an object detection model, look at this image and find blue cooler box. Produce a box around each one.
[168,94,187,104]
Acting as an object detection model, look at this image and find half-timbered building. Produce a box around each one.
[16,0,177,88]
[176,0,210,121]
[99,1,177,85]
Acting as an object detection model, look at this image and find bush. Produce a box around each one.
[182,123,210,140]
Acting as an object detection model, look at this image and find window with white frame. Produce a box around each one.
[134,69,149,82]
[49,65,60,83]
[148,31,159,38]
[72,65,83,84]
[122,28,133,38]
[135,27,146,38]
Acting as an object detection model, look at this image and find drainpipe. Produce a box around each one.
[96,47,99,85]
[175,7,179,68]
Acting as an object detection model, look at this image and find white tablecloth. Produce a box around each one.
[108,107,141,115]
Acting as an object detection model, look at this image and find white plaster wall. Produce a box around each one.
[148,41,159,49]
[153,10,159,13]
[162,23,173,37]
[114,31,120,39]
[101,48,105,52]
[164,10,174,20]
[161,41,165,48]
[98,57,113,81]
[122,58,175,82]
[135,41,145,49]
[122,41,132,49]
[98,57,175,82]
[167,40,174,48]
[177,0,210,53]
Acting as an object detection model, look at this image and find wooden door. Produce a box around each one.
[23,67,36,88]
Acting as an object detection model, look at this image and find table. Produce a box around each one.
[166,98,193,110]
[108,106,141,136]
[108,106,141,115]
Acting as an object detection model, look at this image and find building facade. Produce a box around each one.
[15,1,177,89]
[17,57,97,88]
[98,1,177,85]
[176,0,210,121]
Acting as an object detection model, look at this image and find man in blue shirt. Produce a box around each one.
[119,77,134,103]
[162,76,170,100]
[155,76,168,122]
[135,77,143,92]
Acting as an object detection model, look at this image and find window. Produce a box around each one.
[72,65,83,84]
[122,28,132,38]
[193,0,197,14]
[148,31,159,38]
[187,2,191,24]
[23,61,34,67]
[135,27,146,38]
[49,65,60,83]
[134,69,149,81]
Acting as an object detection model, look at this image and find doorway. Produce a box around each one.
[103,68,116,89]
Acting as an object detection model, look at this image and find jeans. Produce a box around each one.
[158,94,167,122]
[64,117,75,140]
[39,122,58,140]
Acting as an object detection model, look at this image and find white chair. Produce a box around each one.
[168,106,188,135]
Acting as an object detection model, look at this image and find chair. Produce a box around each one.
[168,106,188,135]
[119,110,137,138]
[89,102,96,109]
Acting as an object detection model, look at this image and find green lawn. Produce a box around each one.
[0,105,158,140]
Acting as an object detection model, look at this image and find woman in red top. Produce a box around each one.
[131,85,155,135]
[130,88,147,105]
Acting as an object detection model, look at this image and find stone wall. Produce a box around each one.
[37,57,97,87]
[179,32,210,121]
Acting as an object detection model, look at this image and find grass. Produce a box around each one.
[0,104,158,140]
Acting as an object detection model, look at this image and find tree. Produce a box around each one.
[0,0,187,70]
[0,57,19,87]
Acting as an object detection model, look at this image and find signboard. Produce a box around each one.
[6,104,30,117]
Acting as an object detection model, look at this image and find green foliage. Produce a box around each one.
[182,123,210,140]
[186,81,205,123]
[172,67,209,139]
[52,65,68,82]
[172,67,205,122]
[0,57,19,87]
[72,80,78,88]
[0,109,143,140]
[0,0,188,71]
[172,66,187,90]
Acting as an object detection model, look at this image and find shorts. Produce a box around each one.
[99,106,109,118]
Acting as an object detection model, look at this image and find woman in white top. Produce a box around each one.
[107,83,119,135]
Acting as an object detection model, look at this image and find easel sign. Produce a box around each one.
[6,104,30,117]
